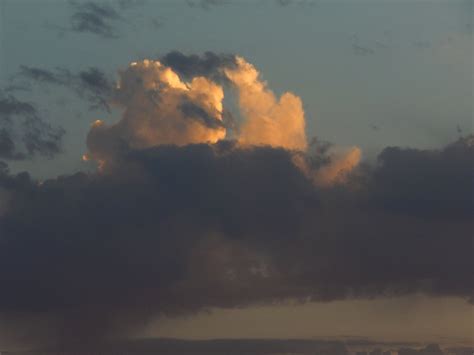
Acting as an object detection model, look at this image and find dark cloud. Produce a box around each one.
[445,346,473,355]
[160,50,238,82]
[352,44,375,56]
[349,34,390,56]
[116,0,146,11]
[46,338,351,353]
[0,136,472,346]
[399,344,444,355]
[274,0,318,7]
[16,66,66,85]
[49,1,147,39]
[370,138,474,219]
[179,98,226,129]
[185,0,228,10]
[69,1,122,38]
[0,142,315,344]
[0,94,64,160]
[15,66,114,112]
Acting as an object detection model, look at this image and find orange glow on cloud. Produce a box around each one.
[314,146,361,186]
[84,56,360,183]
[224,57,307,151]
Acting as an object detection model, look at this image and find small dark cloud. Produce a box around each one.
[160,50,237,81]
[49,1,148,39]
[274,0,318,7]
[352,44,375,56]
[375,41,389,49]
[0,94,64,160]
[16,66,66,85]
[179,98,226,129]
[76,67,114,111]
[412,40,432,50]
[276,0,292,5]
[149,17,164,29]
[116,0,146,10]
[14,66,114,112]
[69,1,122,38]
[349,33,391,56]
[186,0,228,10]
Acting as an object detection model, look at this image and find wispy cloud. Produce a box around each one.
[0,93,64,160]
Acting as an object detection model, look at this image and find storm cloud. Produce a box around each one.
[0,54,471,347]
[0,136,472,344]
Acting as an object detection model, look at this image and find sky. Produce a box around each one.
[0,0,472,351]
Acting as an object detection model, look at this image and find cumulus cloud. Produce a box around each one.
[224,56,307,150]
[0,53,472,347]
[293,142,362,186]
[85,55,311,164]
[85,59,227,164]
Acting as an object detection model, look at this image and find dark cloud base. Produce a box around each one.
[0,136,472,345]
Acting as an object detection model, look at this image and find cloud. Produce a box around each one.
[352,44,375,56]
[14,65,114,112]
[0,54,471,347]
[370,137,474,218]
[47,1,148,39]
[399,344,444,355]
[85,55,309,164]
[48,338,351,353]
[85,59,227,164]
[160,50,238,81]
[69,1,122,38]
[0,136,472,346]
[224,56,307,150]
[0,94,64,160]
[274,0,318,7]
[185,0,228,10]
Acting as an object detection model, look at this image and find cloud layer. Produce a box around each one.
[0,53,472,347]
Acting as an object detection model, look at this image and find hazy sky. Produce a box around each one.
[0,0,472,349]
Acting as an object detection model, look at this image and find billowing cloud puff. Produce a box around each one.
[293,143,362,186]
[224,56,307,150]
[85,55,313,172]
[11,53,354,183]
[86,59,227,163]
